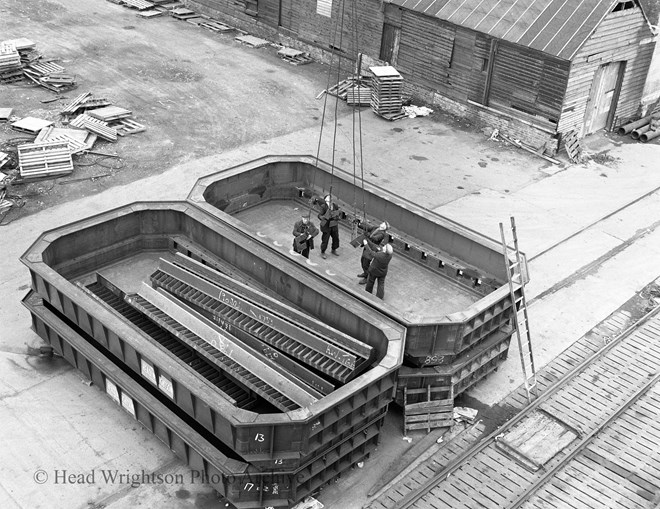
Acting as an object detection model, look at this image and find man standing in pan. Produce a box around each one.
[362,241,393,300]
[357,221,389,283]
[292,214,319,259]
[317,194,341,259]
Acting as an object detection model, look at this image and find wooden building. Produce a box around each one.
[187,0,656,148]
[383,0,657,147]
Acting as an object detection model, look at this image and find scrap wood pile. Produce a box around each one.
[0,39,77,92]
[318,75,372,104]
[0,92,145,222]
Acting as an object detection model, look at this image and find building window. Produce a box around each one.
[317,0,332,17]
[481,57,489,72]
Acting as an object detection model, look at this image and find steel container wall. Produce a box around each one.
[25,292,384,508]
[20,202,405,469]
[187,155,519,365]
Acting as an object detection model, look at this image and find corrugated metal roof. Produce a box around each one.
[388,0,632,60]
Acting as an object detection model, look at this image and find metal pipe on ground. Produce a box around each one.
[640,129,660,143]
[617,116,652,135]
[631,124,651,140]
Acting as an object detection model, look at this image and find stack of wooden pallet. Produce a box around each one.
[18,141,74,179]
[346,83,372,106]
[0,41,23,83]
[369,66,404,119]
[62,94,146,138]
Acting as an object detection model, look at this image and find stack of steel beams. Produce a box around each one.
[21,202,405,508]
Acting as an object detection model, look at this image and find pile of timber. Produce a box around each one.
[369,66,404,119]
[62,93,146,138]
[616,115,660,143]
[0,38,77,91]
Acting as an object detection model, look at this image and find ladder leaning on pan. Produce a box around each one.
[500,216,537,402]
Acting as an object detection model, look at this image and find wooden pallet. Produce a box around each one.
[111,118,146,135]
[61,92,92,116]
[403,385,454,434]
[11,116,53,134]
[235,35,270,48]
[27,61,65,76]
[563,130,582,162]
[70,114,118,142]
[137,9,165,17]
[18,141,74,179]
[170,7,197,19]
[121,0,154,9]
[35,127,90,154]
[346,87,371,106]
[199,19,234,32]
[277,47,313,65]
[88,106,132,122]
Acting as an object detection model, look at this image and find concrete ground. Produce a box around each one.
[2,1,660,508]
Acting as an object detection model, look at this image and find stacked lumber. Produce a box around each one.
[369,66,404,118]
[18,141,74,179]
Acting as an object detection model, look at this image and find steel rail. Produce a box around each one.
[508,370,660,508]
[389,304,660,509]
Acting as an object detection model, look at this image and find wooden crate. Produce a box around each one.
[403,385,454,434]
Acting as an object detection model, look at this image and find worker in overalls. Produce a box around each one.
[292,214,319,259]
[317,194,341,259]
[363,242,394,300]
[357,221,390,284]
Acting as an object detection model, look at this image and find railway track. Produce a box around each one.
[367,306,660,509]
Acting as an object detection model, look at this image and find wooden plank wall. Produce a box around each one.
[558,7,655,135]
[186,0,383,58]
[259,0,279,26]
[445,28,490,103]
[489,43,569,125]
[301,0,385,58]
[395,11,454,91]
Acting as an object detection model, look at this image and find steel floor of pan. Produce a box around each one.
[234,200,480,317]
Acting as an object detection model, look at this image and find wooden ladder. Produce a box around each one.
[500,217,537,403]
[403,385,454,434]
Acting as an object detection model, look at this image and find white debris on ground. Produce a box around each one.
[453,406,478,423]
[292,496,324,509]
[402,105,434,118]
